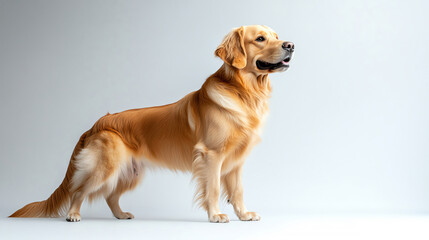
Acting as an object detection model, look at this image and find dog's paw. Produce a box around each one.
[66,213,81,222]
[115,212,134,220]
[209,213,230,223]
[238,211,261,221]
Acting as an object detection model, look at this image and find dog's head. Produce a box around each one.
[215,25,294,74]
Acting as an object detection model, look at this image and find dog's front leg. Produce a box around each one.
[193,144,229,223]
[223,166,261,221]
[205,151,229,223]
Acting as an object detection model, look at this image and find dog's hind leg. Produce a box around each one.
[66,131,130,222]
[66,191,86,222]
[106,192,134,219]
[105,158,144,219]
[106,191,134,219]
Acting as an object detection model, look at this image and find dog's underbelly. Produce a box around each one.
[132,142,194,173]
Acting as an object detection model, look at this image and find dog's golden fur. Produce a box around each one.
[10,25,293,222]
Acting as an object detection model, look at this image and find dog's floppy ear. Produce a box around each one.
[215,26,247,69]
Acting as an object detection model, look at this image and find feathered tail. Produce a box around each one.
[9,131,89,218]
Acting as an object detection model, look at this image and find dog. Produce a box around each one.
[10,25,294,223]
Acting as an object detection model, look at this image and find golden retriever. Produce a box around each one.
[10,25,294,223]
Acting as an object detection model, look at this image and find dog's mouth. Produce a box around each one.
[256,56,291,70]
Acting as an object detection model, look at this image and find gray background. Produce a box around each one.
[1,0,428,220]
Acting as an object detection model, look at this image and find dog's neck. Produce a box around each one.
[213,64,272,96]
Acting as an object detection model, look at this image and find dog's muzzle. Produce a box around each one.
[256,42,294,71]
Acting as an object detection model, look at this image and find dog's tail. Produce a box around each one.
[9,131,89,218]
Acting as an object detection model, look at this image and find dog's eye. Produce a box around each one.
[255,36,265,42]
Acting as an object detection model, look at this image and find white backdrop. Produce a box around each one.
[1,0,428,220]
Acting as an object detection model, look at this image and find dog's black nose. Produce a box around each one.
[282,42,294,51]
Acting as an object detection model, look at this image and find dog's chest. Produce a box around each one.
[207,86,268,125]
[205,84,270,152]
[235,94,269,134]
[220,105,268,173]
[225,96,269,150]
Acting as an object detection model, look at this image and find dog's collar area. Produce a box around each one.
[256,57,290,70]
